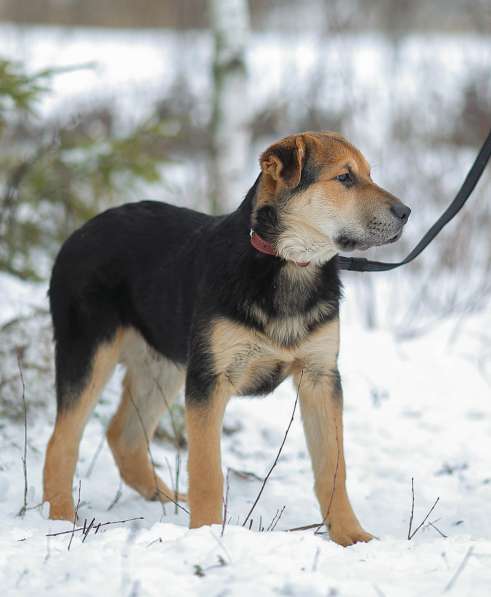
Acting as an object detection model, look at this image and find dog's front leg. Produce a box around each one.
[185,366,229,529]
[295,368,373,546]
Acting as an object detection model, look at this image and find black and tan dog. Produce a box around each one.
[43,131,410,546]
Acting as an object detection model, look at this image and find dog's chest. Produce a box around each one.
[211,315,339,397]
[247,265,338,347]
[250,299,336,347]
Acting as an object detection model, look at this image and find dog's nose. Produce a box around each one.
[390,202,411,223]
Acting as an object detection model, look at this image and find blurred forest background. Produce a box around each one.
[0,0,490,419]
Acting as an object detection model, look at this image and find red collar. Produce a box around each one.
[249,230,310,267]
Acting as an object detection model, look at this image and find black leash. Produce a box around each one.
[337,129,491,272]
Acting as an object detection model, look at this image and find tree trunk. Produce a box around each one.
[208,0,250,214]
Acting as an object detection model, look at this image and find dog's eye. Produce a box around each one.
[336,172,353,185]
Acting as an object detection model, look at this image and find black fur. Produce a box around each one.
[239,362,288,397]
[49,173,341,409]
[296,144,319,192]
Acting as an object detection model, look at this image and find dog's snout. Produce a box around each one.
[390,202,411,223]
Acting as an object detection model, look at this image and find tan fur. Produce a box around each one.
[187,315,370,537]
[237,275,338,350]
[211,317,291,395]
[107,329,186,501]
[294,365,373,547]
[44,130,386,546]
[256,131,401,266]
[210,316,341,394]
[187,390,229,528]
[258,135,306,201]
[43,330,124,520]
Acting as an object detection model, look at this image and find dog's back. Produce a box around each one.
[49,200,213,409]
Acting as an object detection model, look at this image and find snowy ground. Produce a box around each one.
[0,275,490,596]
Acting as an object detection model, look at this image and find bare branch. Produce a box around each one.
[443,546,474,593]
[127,386,189,517]
[242,370,303,528]
[68,481,81,551]
[47,516,143,539]
[407,478,440,540]
[286,522,324,533]
[428,520,447,538]
[107,481,123,511]
[268,505,286,532]
[408,477,415,539]
[409,498,440,540]
[16,352,28,518]
[315,423,340,535]
[221,468,230,538]
[175,451,181,515]
[84,432,106,478]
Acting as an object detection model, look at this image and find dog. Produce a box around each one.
[43,131,410,546]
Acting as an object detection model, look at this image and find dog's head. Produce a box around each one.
[253,131,410,265]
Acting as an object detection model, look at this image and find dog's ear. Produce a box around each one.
[260,135,306,188]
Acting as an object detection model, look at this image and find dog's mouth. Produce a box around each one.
[335,227,404,252]
[335,235,366,251]
[386,229,403,244]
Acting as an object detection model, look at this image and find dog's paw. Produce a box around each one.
[329,525,374,547]
[45,498,76,522]
[149,478,187,504]
[151,489,187,503]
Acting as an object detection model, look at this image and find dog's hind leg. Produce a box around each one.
[107,333,186,503]
[43,330,123,520]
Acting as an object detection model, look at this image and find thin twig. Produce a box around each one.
[408,477,415,540]
[242,370,303,527]
[82,517,96,543]
[315,423,340,535]
[16,353,28,517]
[428,520,447,538]
[209,529,233,564]
[175,451,181,515]
[85,432,106,478]
[266,508,280,532]
[269,505,286,532]
[443,546,474,592]
[47,516,144,538]
[107,481,123,511]
[286,522,324,533]
[407,479,440,540]
[221,468,230,538]
[68,481,81,551]
[44,536,51,564]
[164,456,176,496]
[152,375,184,513]
[127,387,188,517]
[153,375,183,448]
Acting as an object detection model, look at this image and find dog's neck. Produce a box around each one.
[249,229,311,267]
[237,173,330,268]
[213,177,340,335]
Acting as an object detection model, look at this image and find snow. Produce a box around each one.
[0,274,490,596]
